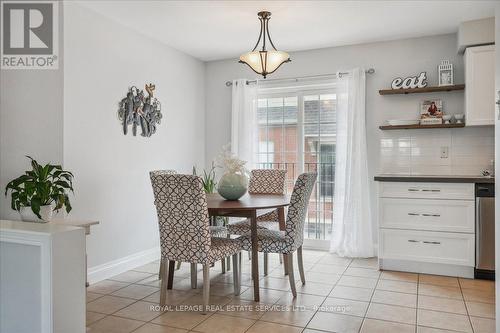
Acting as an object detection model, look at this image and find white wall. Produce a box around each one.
[0,3,64,220]
[64,3,206,270]
[205,33,495,245]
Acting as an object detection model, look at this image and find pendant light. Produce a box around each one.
[239,11,291,79]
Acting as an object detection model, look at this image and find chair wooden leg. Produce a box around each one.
[190,263,197,289]
[175,261,181,270]
[248,251,252,260]
[159,260,168,306]
[167,260,175,290]
[227,256,231,271]
[283,254,289,276]
[285,253,297,298]
[279,254,283,264]
[232,253,241,295]
[202,264,210,314]
[221,258,226,274]
[158,260,165,280]
[297,246,306,285]
[263,253,268,276]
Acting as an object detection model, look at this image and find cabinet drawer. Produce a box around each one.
[379,229,474,266]
[379,198,474,233]
[379,182,474,200]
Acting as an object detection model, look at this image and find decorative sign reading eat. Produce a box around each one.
[391,72,428,89]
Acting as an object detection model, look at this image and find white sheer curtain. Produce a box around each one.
[231,79,258,166]
[330,68,374,257]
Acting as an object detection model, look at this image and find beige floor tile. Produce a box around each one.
[217,299,269,320]
[461,288,495,304]
[366,303,416,325]
[417,326,457,333]
[417,309,472,332]
[135,275,163,288]
[236,287,287,304]
[380,271,418,283]
[192,313,255,333]
[376,279,417,294]
[343,267,381,279]
[133,323,188,333]
[360,318,415,333]
[246,320,303,333]
[109,271,153,283]
[180,294,232,308]
[371,290,417,308]
[260,277,292,291]
[320,297,369,317]
[87,280,130,294]
[419,274,459,288]
[459,278,495,293]
[418,295,467,314]
[329,285,373,302]
[87,292,104,303]
[86,311,106,326]
[295,281,334,296]
[418,284,463,300]
[466,301,495,319]
[143,289,196,305]
[209,282,248,297]
[307,312,363,333]
[337,275,378,289]
[318,256,353,267]
[86,295,137,315]
[275,293,326,309]
[350,258,379,269]
[151,310,211,330]
[113,301,162,322]
[260,308,316,327]
[470,316,496,333]
[301,272,341,285]
[133,262,160,274]
[111,284,159,300]
[87,315,144,333]
[308,264,347,275]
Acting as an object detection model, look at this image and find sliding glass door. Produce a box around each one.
[256,87,337,240]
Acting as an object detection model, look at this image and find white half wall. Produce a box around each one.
[63,2,206,269]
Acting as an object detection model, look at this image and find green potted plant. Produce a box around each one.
[5,156,74,222]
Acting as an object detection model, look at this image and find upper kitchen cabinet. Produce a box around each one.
[465,45,495,126]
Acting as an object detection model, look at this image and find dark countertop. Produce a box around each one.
[374,174,495,184]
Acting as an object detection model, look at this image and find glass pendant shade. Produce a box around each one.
[239,11,290,78]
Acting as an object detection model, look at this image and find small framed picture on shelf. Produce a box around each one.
[438,60,453,86]
[420,99,443,125]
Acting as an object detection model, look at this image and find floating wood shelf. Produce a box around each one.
[379,123,466,130]
[379,84,465,95]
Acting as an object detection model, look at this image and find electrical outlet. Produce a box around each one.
[440,146,449,159]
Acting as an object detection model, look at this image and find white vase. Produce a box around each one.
[19,205,53,223]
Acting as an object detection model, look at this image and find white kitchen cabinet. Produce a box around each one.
[377,181,476,278]
[465,44,495,126]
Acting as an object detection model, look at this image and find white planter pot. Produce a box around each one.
[19,205,53,223]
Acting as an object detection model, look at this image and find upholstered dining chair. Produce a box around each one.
[150,172,242,312]
[238,172,317,297]
[227,169,287,274]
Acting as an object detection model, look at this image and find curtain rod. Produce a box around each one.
[225,68,375,87]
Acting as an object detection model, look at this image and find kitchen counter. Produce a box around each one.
[374,174,495,183]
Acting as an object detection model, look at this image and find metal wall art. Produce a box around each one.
[391,72,428,89]
[118,84,162,137]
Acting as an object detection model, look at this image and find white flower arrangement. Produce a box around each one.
[217,144,248,175]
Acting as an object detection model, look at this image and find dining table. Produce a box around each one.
[206,192,290,302]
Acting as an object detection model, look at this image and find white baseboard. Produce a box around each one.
[87,247,160,284]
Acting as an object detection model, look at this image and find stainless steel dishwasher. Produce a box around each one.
[475,183,495,280]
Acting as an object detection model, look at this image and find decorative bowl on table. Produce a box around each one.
[217,172,248,200]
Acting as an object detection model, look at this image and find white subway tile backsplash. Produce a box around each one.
[378,127,494,176]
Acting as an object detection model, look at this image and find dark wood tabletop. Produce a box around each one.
[206,193,290,211]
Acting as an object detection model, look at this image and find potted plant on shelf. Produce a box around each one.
[5,156,74,222]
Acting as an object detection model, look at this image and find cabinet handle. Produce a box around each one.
[408,188,420,192]
[408,239,420,243]
[422,189,441,192]
[423,241,441,245]
[408,213,420,216]
[422,213,441,217]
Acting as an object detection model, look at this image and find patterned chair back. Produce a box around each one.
[285,172,317,251]
[149,172,212,263]
[248,169,287,195]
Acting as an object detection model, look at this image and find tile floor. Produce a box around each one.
[86,250,495,333]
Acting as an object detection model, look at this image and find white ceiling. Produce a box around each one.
[78,0,496,61]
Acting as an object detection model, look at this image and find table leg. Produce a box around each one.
[250,210,260,302]
[277,207,288,276]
